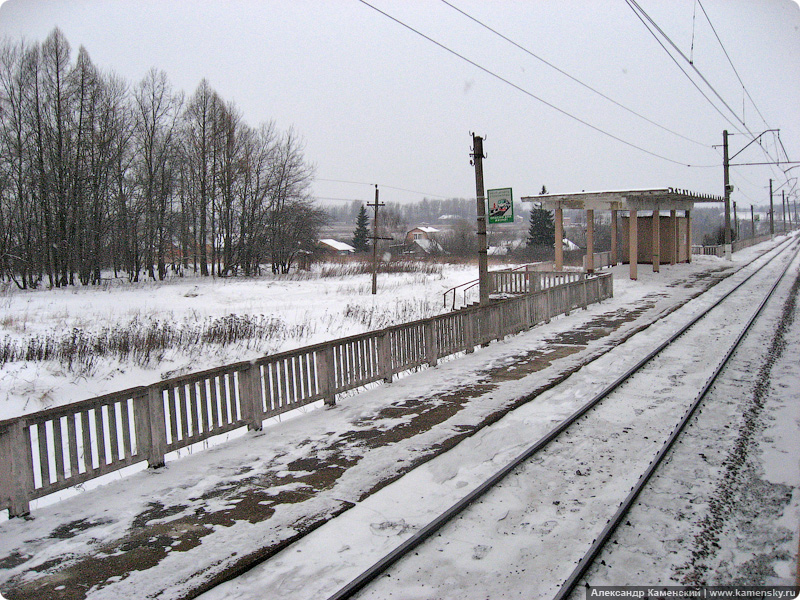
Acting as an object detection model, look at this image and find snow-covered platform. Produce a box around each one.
[0,242,793,600]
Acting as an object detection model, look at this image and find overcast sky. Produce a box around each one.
[1,0,798,210]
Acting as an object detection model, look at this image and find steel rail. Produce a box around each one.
[554,238,800,600]
[326,235,798,600]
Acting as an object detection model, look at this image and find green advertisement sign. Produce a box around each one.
[487,188,514,224]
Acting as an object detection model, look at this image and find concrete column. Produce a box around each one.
[629,209,638,280]
[652,208,660,273]
[686,210,692,264]
[670,209,677,265]
[586,209,594,273]
[555,206,563,271]
[611,210,618,265]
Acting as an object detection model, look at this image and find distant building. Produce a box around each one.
[405,226,440,243]
[317,239,356,255]
[401,226,445,255]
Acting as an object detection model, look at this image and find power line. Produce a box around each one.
[694,0,791,187]
[777,132,793,165]
[316,178,451,199]
[314,196,364,203]
[625,0,788,179]
[440,0,709,148]
[624,0,747,135]
[357,0,712,168]
[729,161,800,167]
[696,0,771,130]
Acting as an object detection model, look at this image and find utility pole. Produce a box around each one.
[723,130,732,260]
[368,185,389,295]
[750,205,755,238]
[782,191,786,233]
[769,179,774,236]
[471,133,489,307]
[733,201,738,241]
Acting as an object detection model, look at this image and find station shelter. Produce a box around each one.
[520,188,723,280]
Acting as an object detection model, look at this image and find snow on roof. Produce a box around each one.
[521,188,723,210]
[411,226,439,233]
[409,238,445,254]
[319,239,356,252]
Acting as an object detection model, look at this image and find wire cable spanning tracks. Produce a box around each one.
[327,236,800,600]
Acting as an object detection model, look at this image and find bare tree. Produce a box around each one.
[0,28,327,286]
[183,79,218,276]
[131,68,182,281]
[439,219,476,256]
[236,122,277,275]
[39,28,74,286]
[266,129,319,273]
[0,39,40,288]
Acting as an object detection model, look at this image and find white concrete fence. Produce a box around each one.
[692,232,791,257]
[0,271,613,517]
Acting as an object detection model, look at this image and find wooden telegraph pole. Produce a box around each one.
[471,134,489,307]
[368,185,392,295]
[370,185,383,295]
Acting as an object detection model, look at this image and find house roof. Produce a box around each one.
[408,238,444,254]
[410,226,439,234]
[319,239,356,252]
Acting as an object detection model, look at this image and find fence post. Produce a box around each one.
[378,331,393,383]
[0,419,33,517]
[523,295,533,329]
[239,364,263,431]
[494,305,504,341]
[136,386,167,469]
[464,311,476,354]
[318,345,337,406]
[0,421,14,514]
[582,274,588,310]
[545,286,552,323]
[425,320,439,367]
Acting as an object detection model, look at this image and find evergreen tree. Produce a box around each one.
[527,206,555,246]
[351,205,371,252]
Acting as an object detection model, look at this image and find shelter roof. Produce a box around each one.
[521,188,723,211]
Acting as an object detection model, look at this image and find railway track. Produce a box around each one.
[193,236,798,600]
[313,237,799,600]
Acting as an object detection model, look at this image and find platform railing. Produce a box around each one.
[444,264,586,310]
[0,272,613,517]
[692,230,791,257]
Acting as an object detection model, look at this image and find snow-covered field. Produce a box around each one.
[0,262,475,420]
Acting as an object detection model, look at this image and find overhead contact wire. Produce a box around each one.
[440,0,710,148]
[358,0,713,168]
